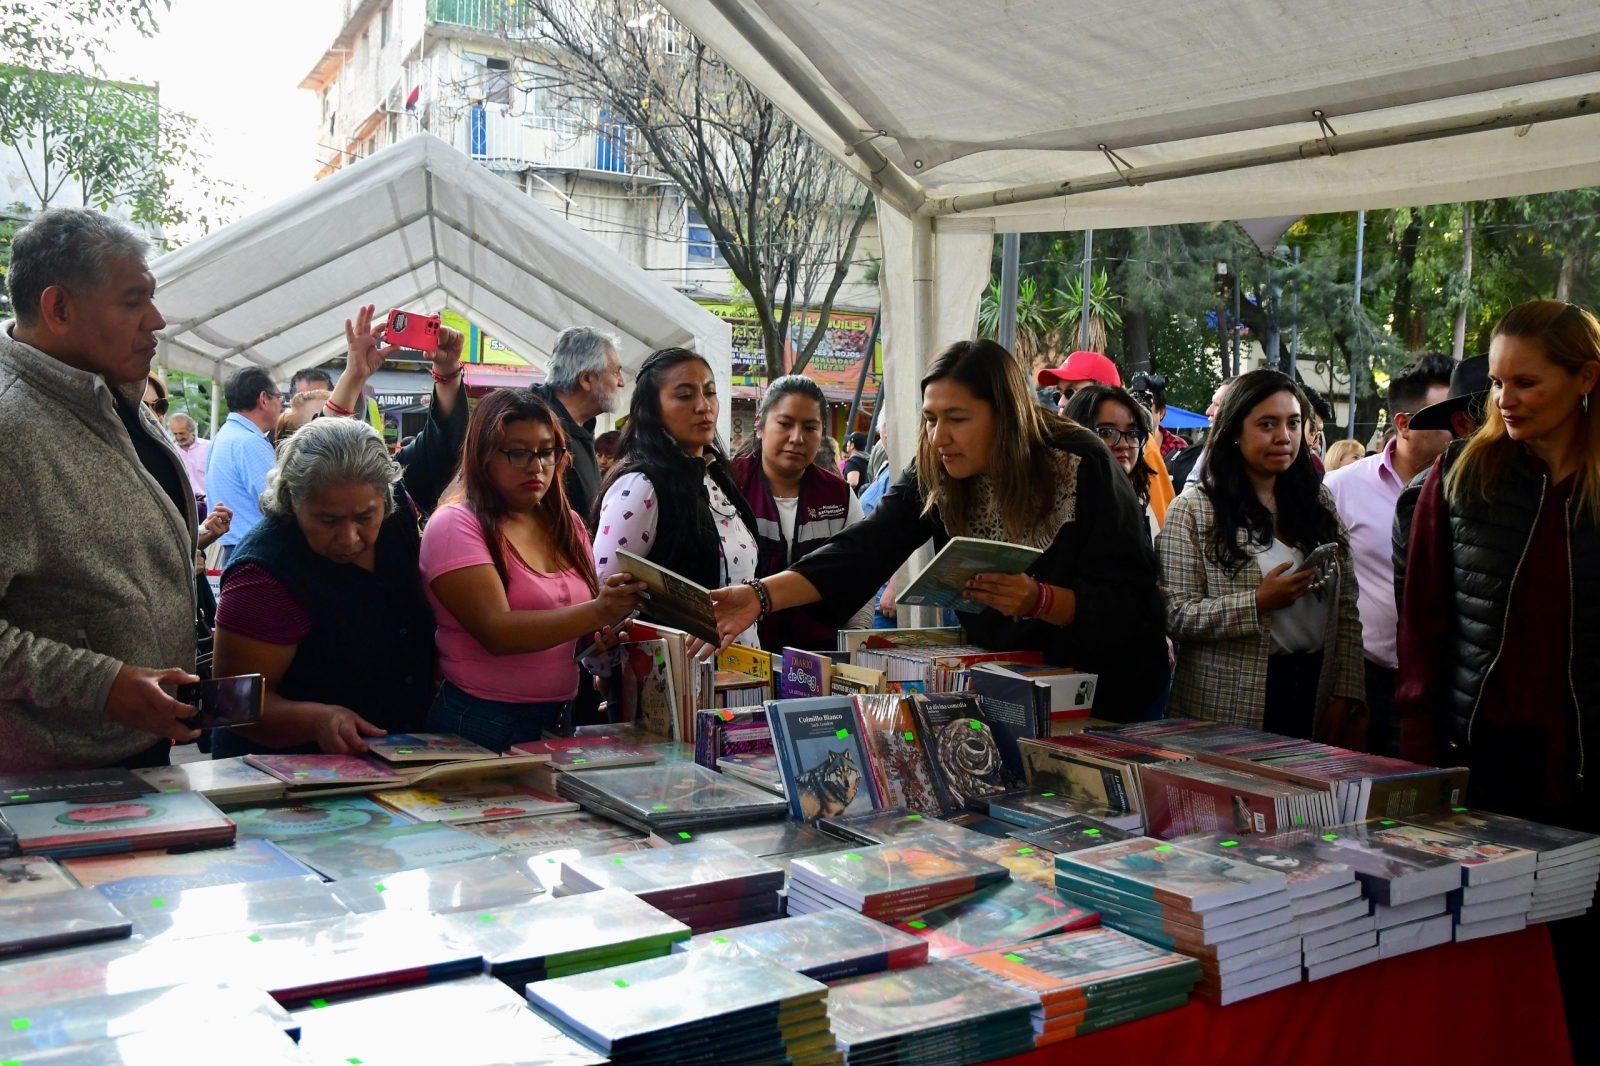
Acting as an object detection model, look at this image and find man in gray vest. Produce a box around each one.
[532,326,625,524]
[0,208,202,771]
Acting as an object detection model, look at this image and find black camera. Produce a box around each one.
[1129,372,1167,410]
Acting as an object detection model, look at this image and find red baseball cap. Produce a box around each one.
[1037,351,1122,388]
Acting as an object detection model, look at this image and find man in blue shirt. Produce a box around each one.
[206,366,282,563]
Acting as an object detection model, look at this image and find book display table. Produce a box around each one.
[993,924,1571,1066]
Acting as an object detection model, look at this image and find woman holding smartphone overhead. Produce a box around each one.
[1155,369,1365,743]
[704,339,1169,721]
[419,389,644,750]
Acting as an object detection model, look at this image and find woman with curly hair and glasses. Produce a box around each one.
[1064,383,1159,542]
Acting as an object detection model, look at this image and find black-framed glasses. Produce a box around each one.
[497,446,567,469]
[1093,425,1146,448]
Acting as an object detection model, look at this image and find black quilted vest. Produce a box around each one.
[1438,440,1600,771]
[216,506,436,757]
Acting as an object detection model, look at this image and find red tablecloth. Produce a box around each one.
[991,925,1570,1066]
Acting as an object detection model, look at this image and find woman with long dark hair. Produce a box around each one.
[592,347,761,644]
[1156,369,1364,741]
[1064,384,1158,540]
[418,389,643,749]
[705,339,1168,719]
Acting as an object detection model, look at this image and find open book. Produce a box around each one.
[896,537,1044,613]
[616,549,719,643]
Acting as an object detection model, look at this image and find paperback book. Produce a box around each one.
[0,769,154,806]
[0,886,133,957]
[0,792,236,859]
[276,822,507,882]
[692,708,771,772]
[788,834,1011,919]
[912,692,1018,812]
[242,754,406,793]
[896,536,1045,614]
[229,795,411,841]
[1055,837,1290,912]
[896,879,1101,957]
[766,697,883,825]
[332,853,544,915]
[554,762,787,834]
[615,549,720,644]
[825,959,1038,1063]
[681,907,928,981]
[375,783,577,825]
[777,647,833,699]
[63,838,315,900]
[134,758,286,805]
[853,693,943,814]
[560,839,784,909]
[620,639,679,741]
[0,855,79,900]
[510,737,664,771]
[365,734,499,764]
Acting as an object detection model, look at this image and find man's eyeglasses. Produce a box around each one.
[497,446,567,469]
[1093,426,1146,448]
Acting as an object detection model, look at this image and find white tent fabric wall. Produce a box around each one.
[661,0,1600,448]
[149,133,734,438]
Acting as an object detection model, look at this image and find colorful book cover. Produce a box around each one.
[133,758,285,802]
[437,888,689,974]
[896,880,1101,957]
[0,855,80,900]
[789,835,1009,910]
[620,639,678,741]
[684,908,928,981]
[1056,837,1288,912]
[0,792,235,854]
[778,648,832,699]
[230,795,411,841]
[509,737,663,770]
[912,692,1018,813]
[365,734,499,764]
[277,823,507,882]
[1366,819,1536,885]
[716,644,774,684]
[456,811,644,855]
[1406,808,1600,864]
[711,751,784,795]
[560,839,784,907]
[831,662,888,695]
[1138,762,1314,838]
[242,754,405,788]
[896,536,1045,613]
[820,808,997,851]
[692,708,771,772]
[960,926,1200,1000]
[824,959,1038,1047]
[0,886,133,957]
[0,769,154,806]
[375,785,576,825]
[1177,830,1356,897]
[765,697,881,825]
[63,838,315,900]
[853,694,942,814]
[989,789,1127,829]
[614,549,720,644]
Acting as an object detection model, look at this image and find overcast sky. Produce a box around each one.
[105,0,343,219]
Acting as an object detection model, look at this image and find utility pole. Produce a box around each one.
[1349,209,1365,440]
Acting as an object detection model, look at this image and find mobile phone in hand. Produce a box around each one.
[1292,542,1339,575]
[574,611,639,662]
[175,674,264,730]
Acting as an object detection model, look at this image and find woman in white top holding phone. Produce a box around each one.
[1155,369,1367,745]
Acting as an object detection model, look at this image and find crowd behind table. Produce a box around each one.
[2,206,1598,1058]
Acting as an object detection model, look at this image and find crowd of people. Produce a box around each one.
[3,205,1598,844]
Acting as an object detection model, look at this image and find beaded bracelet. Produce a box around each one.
[323,398,356,417]
[742,577,773,621]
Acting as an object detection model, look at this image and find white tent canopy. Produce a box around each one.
[151,133,732,433]
[662,0,1600,615]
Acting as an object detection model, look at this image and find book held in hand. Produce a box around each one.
[896,536,1045,613]
[615,549,720,643]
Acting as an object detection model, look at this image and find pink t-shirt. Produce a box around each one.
[418,503,593,703]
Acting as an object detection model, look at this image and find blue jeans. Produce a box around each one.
[425,680,571,752]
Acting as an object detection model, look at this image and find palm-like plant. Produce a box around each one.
[978,277,1058,365]
[1057,268,1123,354]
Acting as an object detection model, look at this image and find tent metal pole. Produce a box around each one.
[704,0,925,215]
[1349,209,1365,440]
[846,313,881,434]
[1231,255,1242,376]
[210,372,222,435]
[925,90,1600,217]
[997,233,1019,352]
[1079,229,1093,351]
[1288,246,1300,380]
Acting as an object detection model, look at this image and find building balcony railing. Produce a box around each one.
[453,104,660,178]
[426,0,536,34]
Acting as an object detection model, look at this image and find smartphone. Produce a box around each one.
[175,674,264,730]
[384,309,441,353]
[574,611,639,662]
[1292,543,1339,575]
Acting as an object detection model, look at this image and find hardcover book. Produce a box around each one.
[896,536,1045,613]
[365,734,499,764]
[766,697,882,825]
[912,692,1018,812]
[510,737,663,771]
[0,769,154,806]
[242,754,406,791]
[553,762,787,833]
[0,886,134,957]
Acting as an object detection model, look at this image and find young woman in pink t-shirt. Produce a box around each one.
[418,390,644,750]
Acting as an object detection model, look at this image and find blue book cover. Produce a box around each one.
[67,839,316,901]
[765,698,882,825]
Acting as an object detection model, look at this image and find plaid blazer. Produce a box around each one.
[1155,486,1365,730]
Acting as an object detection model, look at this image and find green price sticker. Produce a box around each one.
[1380,819,1397,826]
[908,920,927,929]
[712,935,730,943]
[247,934,263,943]
[678,831,692,840]
[292,772,308,778]
[1083,829,1100,836]
[149,898,165,908]
[1041,792,1056,798]
[1321,834,1339,841]
[613,857,626,865]
[1219,840,1238,847]
[835,728,850,739]
[652,804,669,810]
[396,749,414,755]
[9,1019,30,1032]
[903,731,916,741]
[572,758,587,765]
[845,853,862,861]
[1016,847,1035,855]
[8,793,27,801]
[373,884,387,893]
[613,979,630,989]
[905,813,922,820]
[1004,953,1025,963]
[1154,845,1174,852]
[165,788,182,793]
[309,998,328,1009]
[348,1058,365,1064]
[1453,806,1468,812]
[968,721,983,730]
[480,914,496,923]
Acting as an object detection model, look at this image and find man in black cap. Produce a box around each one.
[1391,355,1491,607]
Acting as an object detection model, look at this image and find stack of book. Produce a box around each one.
[558,839,786,933]
[677,908,929,981]
[0,768,154,806]
[555,762,787,835]
[1054,837,1301,1003]
[648,820,838,873]
[0,886,133,957]
[366,733,500,766]
[0,1012,308,1065]
[332,854,544,915]
[134,758,287,805]
[113,874,350,942]
[1308,822,1464,966]
[1359,818,1537,942]
[438,888,691,985]
[819,808,998,851]
[895,878,1100,958]
[293,976,607,1066]
[959,927,1203,1046]
[1138,761,1339,837]
[62,837,316,902]
[509,736,664,772]
[1011,815,1136,854]
[825,959,1038,1065]
[526,951,836,1065]
[0,792,236,859]
[1174,831,1379,972]
[1409,808,1600,924]
[968,661,1099,723]
[1016,736,1190,831]
[787,835,1010,921]
[987,788,1138,832]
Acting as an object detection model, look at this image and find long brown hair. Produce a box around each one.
[916,338,1083,538]
[1447,300,1600,523]
[445,388,599,593]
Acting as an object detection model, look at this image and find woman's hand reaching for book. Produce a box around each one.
[313,705,386,755]
[708,583,761,653]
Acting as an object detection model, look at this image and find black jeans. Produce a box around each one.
[1263,649,1323,740]
[1363,659,1399,757]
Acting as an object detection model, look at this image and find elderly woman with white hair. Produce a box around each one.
[209,417,438,758]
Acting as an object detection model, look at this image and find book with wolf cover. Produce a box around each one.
[853,694,942,814]
[896,879,1101,957]
[765,697,883,825]
[1056,837,1289,912]
[693,708,771,772]
[615,549,720,644]
[896,536,1045,613]
[912,692,1018,813]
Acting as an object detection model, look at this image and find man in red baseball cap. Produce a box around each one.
[1038,350,1175,524]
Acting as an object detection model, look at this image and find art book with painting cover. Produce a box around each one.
[896,536,1045,614]
[276,822,507,882]
[766,696,883,825]
[365,734,499,765]
[553,762,787,833]
[134,757,286,805]
[63,838,315,900]
[788,834,1010,915]
[619,638,679,742]
[0,855,79,900]
[777,647,832,699]
[960,926,1201,1019]
[0,886,133,957]
[1406,808,1600,866]
[615,549,720,644]
[1055,837,1289,912]
[692,708,771,772]
[824,959,1038,1056]
[912,692,1018,813]
[1305,824,1468,906]
[681,907,928,981]
[0,792,236,859]
[896,879,1101,957]
[853,693,942,815]
[229,794,412,842]
[1363,818,1537,886]
[242,753,406,794]
[0,768,154,806]
[374,783,577,825]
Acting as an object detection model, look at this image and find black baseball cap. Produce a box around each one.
[1408,356,1489,431]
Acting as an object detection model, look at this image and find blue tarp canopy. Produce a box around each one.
[1162,405,1210,429]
